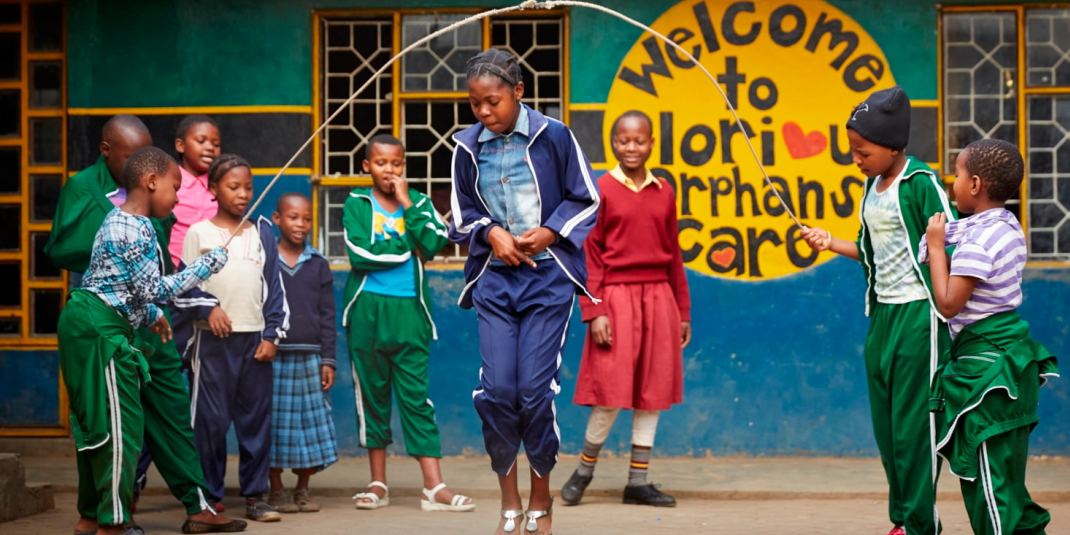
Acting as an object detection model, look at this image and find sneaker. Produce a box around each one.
[268,489,300,514]
[887,527,906,535]
[560,470,593,506]
[245,498,282,522]
[294,488,321,513]
[622,483,677,507]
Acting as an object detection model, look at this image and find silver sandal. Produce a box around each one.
[524,498,553,533]
[500,509,524,533]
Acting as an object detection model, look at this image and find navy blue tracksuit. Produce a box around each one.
[449,105,600,476]
[473,261,575,476]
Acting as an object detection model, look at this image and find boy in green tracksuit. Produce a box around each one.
[923,139,1058,534]
[48,116,244,534]
[343,135,474,513]
[59,146,228,535]
[803,87,957,535]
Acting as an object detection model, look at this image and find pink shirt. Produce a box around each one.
[169,165,218,267]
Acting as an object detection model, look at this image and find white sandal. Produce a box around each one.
[499,509,524,533]
[420,482,476,512]
[352,481,389,510]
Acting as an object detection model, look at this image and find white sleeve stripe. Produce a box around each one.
[344,228,412,263]
[559,130,600,238]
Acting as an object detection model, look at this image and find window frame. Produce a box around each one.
[0,0,68,437]
[310,7,571,269]
[939,4,1070,267]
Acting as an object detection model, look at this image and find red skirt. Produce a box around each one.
[573,282,683,410]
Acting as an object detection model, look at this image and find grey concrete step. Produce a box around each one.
[0,453,55,522]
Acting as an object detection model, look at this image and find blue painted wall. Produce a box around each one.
[321,261,1069,457]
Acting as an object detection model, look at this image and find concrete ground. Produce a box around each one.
[4,454,1069,534]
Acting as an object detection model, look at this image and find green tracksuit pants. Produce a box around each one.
[133,324,214,513]
[347,292,441,457]
[960,425,1050,535]
[865,300,950,535]
[60,291,144,526]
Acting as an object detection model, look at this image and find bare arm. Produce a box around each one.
[801,226,860,261]
[925,213,978,318]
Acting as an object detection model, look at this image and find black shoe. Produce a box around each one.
[181,518,248,533]
[622,483,676,507]
[560,470,593,506]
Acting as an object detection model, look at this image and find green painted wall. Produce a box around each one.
[70,0,997,108]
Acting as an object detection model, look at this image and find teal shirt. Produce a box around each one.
[362,195,416,298]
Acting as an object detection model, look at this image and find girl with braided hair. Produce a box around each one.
[184,154,291,523]
[449,48,600,535]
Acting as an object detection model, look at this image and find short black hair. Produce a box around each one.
[363,134,404,160]
[275,192,310,213]
[206,153,251,186]
[962,139,1023,202]
[101,114,150,145]
[175,114,219,139]
[466,48,522,88]
[610,110,654,139]
[121,146,175,190]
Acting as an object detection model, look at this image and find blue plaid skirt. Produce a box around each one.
[270,351,338,469]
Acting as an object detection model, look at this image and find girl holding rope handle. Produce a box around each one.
[801,87,956,535]
[448,48,599,535]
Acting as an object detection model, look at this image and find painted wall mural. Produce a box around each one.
[606,0,894,280]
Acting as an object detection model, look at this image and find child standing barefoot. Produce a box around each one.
[922,139,1058,534]
[802,86,956,535]
[267,193,339,514]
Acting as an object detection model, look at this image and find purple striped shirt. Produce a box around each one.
[929,208,1027,337]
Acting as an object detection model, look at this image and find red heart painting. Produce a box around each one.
[710,247,736,269]
[782,122,827,159]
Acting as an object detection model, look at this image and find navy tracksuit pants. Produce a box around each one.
[472,260,575,477]
[190,330,272,499]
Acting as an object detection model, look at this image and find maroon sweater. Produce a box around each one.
[579,173,691,322]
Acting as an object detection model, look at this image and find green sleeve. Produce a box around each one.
[403,194,449,259]
[44,178,103,273]
[342,195,414,272]
[904,171,958,260]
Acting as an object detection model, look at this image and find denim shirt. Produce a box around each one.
[476,106,549,262]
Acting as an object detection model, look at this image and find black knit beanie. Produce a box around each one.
[846,86,911,150]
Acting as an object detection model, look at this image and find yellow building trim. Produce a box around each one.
[252,167,313,176]
[68,105,312,116]
[911,99,937,107]
[397,91,470,100]
[1014,5,1029,241]
[1024,86,1070,95]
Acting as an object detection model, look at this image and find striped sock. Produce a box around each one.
[627,445,652,487]
[576,440,604,477]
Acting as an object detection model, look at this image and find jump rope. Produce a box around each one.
[223,0,804,248]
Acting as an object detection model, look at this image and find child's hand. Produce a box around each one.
[488,226,535,268]
[590,316,613,347]
[389,175,413,209]
[516,227,556,257]
[321,366,335,391]
[800,226,832,251]
[208,306,232,338]
[254,340,277,362]
[926,213,947,248]
[204,247,229,274]
[681,321,692,349]
[151,315,172,343]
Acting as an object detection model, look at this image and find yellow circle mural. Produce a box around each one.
[605,0,895,280]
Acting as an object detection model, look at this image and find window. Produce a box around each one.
[942,6,1070,261]
[313,9,567,264]
[0,1,66,344]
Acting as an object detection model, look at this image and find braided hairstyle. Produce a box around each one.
[207,153,251,186]
[466,48,523,87]
[962,139,1023,202]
